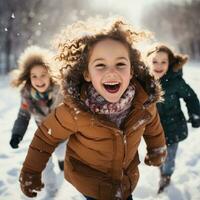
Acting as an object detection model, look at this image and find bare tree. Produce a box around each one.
[0,0,43,73]
[0,0,111,74]
[0,0,86,73]
[141,0,200,60]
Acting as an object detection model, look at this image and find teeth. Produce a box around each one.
[104,82,119,85]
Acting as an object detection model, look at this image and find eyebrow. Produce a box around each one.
[153,58,168,61]
[116,57,129,61]
[91,57,129,65]
[91,58,104,65]
[30,72,46,76]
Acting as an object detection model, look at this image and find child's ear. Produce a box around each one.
[83,70,91,82]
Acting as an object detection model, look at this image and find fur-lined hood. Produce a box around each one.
[54,17,163,111]
[169,54,187,73]
[63,65,163,112]
[18,45,53,71]
[146,43,188,74]
[11,45,58,87]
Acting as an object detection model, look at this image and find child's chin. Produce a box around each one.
[37,88,47,93]
[155,73,163,79]
[104,96,120,103]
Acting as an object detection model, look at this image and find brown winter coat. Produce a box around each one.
[22,77,165,199]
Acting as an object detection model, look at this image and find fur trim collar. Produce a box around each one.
[62,66,163,111]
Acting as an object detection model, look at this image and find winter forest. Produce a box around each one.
[0,0,200,200]
[1,0,200,73]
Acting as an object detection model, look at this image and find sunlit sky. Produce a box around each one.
[91,0,187,26]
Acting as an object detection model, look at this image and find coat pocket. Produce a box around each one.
[69,156,109,178]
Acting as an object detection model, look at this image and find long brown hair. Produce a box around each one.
[146,43,188,72]
[53,16,158,101]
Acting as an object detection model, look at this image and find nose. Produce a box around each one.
[36,78,43,85]
[107,66,118,73]
[155,63,162,69]
[106,67,118,79]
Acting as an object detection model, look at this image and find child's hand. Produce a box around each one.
[189,114,200,128]
[19,170,44,197]
[9,134,22,149]
[144,146,167,166]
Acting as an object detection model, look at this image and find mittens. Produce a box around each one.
[9,134,22,149]
[190,114,200,128]
[144,145,167,166]
[19,169,44,197]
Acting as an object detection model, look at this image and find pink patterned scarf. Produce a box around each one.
[85,84,135,128]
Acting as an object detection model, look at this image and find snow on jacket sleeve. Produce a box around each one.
[176,77,200,119]
[143,103,166,150]
[22,104,76,173]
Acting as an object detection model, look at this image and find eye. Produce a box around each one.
[41,74,47,78]
[31,75,37,79]
[152,61,158,64]
[116,62,126,68]
[95,63,106,69]
[162,61,167,64]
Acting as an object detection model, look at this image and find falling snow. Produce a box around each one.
[0,62,200,200]
[11,13,15,19]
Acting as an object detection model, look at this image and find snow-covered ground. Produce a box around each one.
[0,62,199,200]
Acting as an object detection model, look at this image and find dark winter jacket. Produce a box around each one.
[21,65,166,199]
[11,83,60,141]
[157,66,200,145]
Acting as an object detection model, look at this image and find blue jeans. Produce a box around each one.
[160,143,178,176]
[84,195,133,200]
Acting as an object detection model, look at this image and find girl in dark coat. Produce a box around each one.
[146,43,200,193]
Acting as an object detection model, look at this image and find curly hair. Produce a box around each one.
[53,16,157,104]
[146,43,188,72]
[11,45,57,87]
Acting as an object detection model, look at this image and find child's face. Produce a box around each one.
[84,38,132,103]
[30,65,51,93]
[148,51,169,79]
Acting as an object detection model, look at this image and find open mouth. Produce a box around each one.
[154,70,163,74]
[36,83,46,88]
[103,82,120,93]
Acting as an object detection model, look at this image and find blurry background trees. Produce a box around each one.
[142,0,200,60]
[0,0,107,73]
[0,0,199,74]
